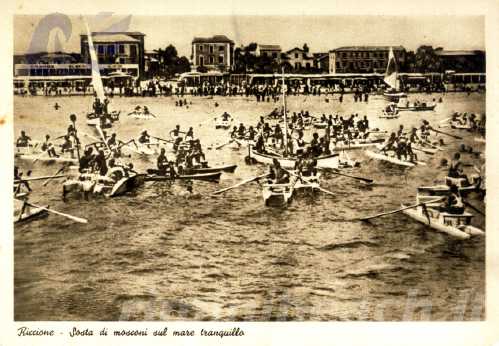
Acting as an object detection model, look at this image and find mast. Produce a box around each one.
[282,67,288,157]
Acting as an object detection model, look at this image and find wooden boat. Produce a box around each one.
[145,171,222,183]
[401,194,484,239]
[18,153,78,164]
[182,164,237,174]
[14,198,48,223]
[333,139,383,151]
[379,109,400,119]
[215,117,233,129]
[249,146,339,170]
[128,111,156,120]
[106,174,145,197]
[397,103,436,111]
[450,121,472,130]
[262,181,295,207]
[15,142,42,157]
[365,150,421,168]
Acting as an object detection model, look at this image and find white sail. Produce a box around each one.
[384,47,399,90]
[84,20,105,100]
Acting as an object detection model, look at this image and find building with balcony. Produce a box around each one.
[434,49,485,73]
[329,46,406,74]
[191,35,235,72]
[80,31,146,78]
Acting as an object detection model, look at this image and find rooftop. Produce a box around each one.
[81,33,140,43]
[331,46,405,52]
[258,44,282,50]
[192,35,234,44]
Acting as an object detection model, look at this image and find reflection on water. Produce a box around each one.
[14,92,485,321]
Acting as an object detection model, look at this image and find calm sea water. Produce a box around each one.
[14,92,485,321]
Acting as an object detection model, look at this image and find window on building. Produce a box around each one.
[219,56,224,64]
[295,53,298,58]
[199,44,203,52]
[219,46,224,52]
[199,56,204,66]
[107,45,115,56]
[97,45,104,54]
[272,52,277,58]
[209,45,214,54]
[130,44,137,58]
[119,45,125,54]
[209,56,214,64]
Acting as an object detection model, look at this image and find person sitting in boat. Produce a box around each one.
[107,133,118,148]
[184,127,194,141]
[237,123,246,139]
[41,134,59,157]
[448,153,467,180]
[79,147,95,173]
[16,131,31,147]
[395,135,409,161]
[138,130,151,144]
[173,136,183,153]
[134,105,142,113]
[254,134,266,153]
[93,98,102,115]
[170,125,182,139]
[221,112,231,121]
[143,106,150,115]
[247,126,256,141]
[396,124,404,139]
[191,139,206,165]
[439,184,465,214]
[273,124,283,144]
[14,166,32,193]
[60,135,75,158]
[262,123,272,139]
[268,158,290,184]
[409,127,420,144]
[381,132,397,153]
[157,148,169,175]
[93,150,108,176]
[256,116,265,129]
[309,133,322,157]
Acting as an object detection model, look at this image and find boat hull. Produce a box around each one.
[250,147,339,170]
[365,150,415,167]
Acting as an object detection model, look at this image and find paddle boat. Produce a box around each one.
[249,146,340,170]
[364,149,424,168]
[401,193,484,240]
[262,181,295,207]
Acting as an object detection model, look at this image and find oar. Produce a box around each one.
[151,135,173,144]
[15,174,66,184]
[357,197,444,222]
[96,125,112,152]
[284,168,335,196]
[439,117,452,124]
[212,173,270,195]
[215,139,235,150]
[412,147,434,155]
[463,200,485,216]
[42,165,69,186]
[430,127,463,140]
[25,201,88,224]
[330,169,373,184]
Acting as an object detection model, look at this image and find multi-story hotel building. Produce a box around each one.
[329,46,406,74]
[191,35,235,72]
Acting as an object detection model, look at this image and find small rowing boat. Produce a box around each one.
[145,171,222,183]
[450,121,472,130]
[365,150,424,168]
[262,181,295,207]
[128,111,156,120]
[333,139,384,151]
[15,142,42,157]
[106,173,145,197]
[250,146,339,170]
[402,194,484,239]
[397,103,436,111]
[215,117,233,129]
[14,198,48,223]
[182,164,237,175]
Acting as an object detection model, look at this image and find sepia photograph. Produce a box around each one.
[11,12,487,324]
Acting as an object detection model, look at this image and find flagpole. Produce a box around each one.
[282,67,288,157]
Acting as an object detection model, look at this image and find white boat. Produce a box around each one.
[128,111,156,120]
[397,102,436,111]
[365,150,419,168]
[18,153,78,164]
[450,121,472,130]
[14,198,48,223]
[293,173,321,190]
[106,174,145,197]
[215,117,233,129]
[333,139,383,151]
[401,194,485,239]
[379,110,400,119]
[15,142,42,157]
[249,146,340,170]
[262,181,295,207]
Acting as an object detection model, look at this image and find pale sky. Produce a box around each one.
[14,15,484,57]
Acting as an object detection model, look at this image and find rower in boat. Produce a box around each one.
[237,123,246,138]
[381,132,397,153]
[138,130,151,144]
[448,153,467,180]
[434,184,465,214]
[41,135,59,157]
[60,135,76,158]
[156,148,169,174]
[185,127,194,141]
[221,111,231,121]
[93,149,108,176]
[16,131,32,148]
[247,126,257,141]
[170,125,183,140]
[268,158,290,184]
[79,147,95,173]
[14,166,32,193]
